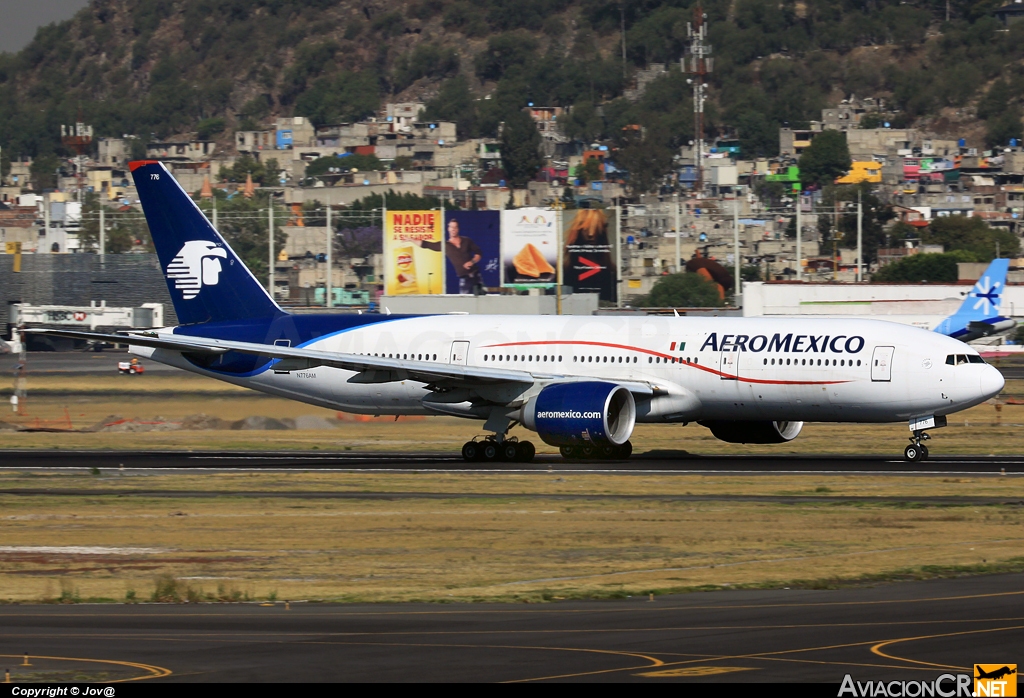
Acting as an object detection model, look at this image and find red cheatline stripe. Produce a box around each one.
[129,160,160,171]
[481,339,850,386]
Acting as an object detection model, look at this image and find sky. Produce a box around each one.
[0,0,90,54]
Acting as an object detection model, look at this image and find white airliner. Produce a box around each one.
[32,161,1006,462]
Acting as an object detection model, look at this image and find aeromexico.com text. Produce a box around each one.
[701,333,866,354]
[536,411,603,420]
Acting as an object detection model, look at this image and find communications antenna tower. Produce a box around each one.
[684,6,712,195]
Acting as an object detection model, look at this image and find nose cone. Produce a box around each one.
[980,365,1005,400]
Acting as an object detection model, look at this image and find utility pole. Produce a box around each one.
[684,5,712,196]
[856,189,863,282]
[98,204,104,257]
[553,199,565,316]
[615,203,623,308]
[43,198,51,254]
[212,198,218,229]
[733,198,740,305]
[795,192,802,281]
[268,205,275,299]
[674,193,681,273]
[325,204,333,308]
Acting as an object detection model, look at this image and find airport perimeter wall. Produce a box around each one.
[379,293,600,315]
[0,254,177,332]
[743,281,1024,318]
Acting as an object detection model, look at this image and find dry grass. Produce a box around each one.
[2,374,248,395]
[0,470,1022,603]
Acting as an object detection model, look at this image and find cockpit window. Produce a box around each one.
[946,354,984,365]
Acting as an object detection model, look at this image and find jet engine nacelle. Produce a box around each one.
[521,381,636,447]
[701,420,804,444]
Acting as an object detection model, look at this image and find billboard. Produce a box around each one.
[383,210,444,295]
[442,211,501,294]
[500,208,558,287]
[563,208,617,303]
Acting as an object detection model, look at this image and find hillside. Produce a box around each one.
[2,0,1023,185]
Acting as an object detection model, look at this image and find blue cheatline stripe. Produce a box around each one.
[173,314,418,377]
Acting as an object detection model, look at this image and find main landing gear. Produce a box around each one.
[560,441,633,461]
[462,437,536,463]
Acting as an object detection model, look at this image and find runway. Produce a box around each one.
[0,351,181,374]
[2,450,1023,475]
[0,574,1021,682]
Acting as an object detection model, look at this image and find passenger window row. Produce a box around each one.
[368,353,438,361]
[946,354,984,365]
[483,354,563,362]
[764,357,861,367]
[574,355,637,363]
[649,356,698,365]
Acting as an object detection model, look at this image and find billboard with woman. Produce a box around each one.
[563,208,617,303]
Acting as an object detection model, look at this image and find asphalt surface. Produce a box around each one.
[0,351,181,374]
[0,574,1021,682]
[2,450,1023,475]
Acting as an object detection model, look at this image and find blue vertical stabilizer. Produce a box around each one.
[130,160,281,325]
[933,258,1011,340]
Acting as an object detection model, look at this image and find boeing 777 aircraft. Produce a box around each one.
[30,161,1006,462]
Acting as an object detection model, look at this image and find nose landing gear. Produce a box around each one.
[904,438,929,462]
[904,415,946,462]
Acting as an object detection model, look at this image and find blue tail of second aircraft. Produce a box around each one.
[130,160,281,326]
[933,258,1012,340]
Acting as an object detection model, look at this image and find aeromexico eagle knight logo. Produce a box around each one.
[166,241,228,299]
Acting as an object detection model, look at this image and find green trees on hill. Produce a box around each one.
[923,216,1020,260]
[872,252,977,284]
[638,273,724,308]
[872,216,1019,283]
[500,109,543,187]
[799,131,852,189]
[6,0,1024,191]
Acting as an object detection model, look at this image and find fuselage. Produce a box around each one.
[133,314,1004,425]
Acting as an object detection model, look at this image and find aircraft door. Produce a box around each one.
[450,341,470,365]
[871,346,894,382]
[720,351,738,380]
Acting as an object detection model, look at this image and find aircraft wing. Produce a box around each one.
[25,329,656,396]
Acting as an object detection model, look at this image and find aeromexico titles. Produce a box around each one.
[32,161,1006,462]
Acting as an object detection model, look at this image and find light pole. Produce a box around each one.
[856,188,863,282]
[325,204,333,307]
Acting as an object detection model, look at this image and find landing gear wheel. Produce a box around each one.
[919,445,929,461]
[462,441,481,462]
[579,444,595,459]
[616,441,633,459]
[600,444,617,459]
[480,441,498,462]
[499,441,519,462]
[559,445,576,460]
[904,444,923,462]
[516,441,536,463]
